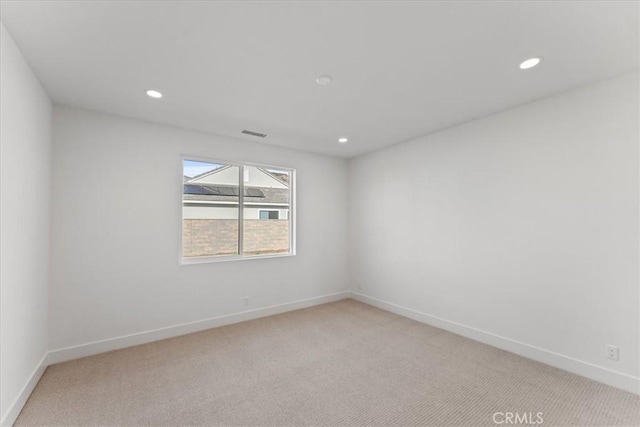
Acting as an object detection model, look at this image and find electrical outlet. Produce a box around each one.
[606,345,619,361]
[243,297,250,306]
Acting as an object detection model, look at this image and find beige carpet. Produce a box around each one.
[16,299,640,426]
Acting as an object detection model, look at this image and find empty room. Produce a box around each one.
[1,1,639,426]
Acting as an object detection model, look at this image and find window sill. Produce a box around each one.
[180,252,295,265]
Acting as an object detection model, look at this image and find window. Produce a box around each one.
[181,158,294,262]
[259,210,279,220]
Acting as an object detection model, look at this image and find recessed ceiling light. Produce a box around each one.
[315,75,332,85]
[146,89,163,98]
[338,137,348,144]
[519,57,541,70]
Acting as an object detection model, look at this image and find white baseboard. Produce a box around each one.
[350,292,640,395]
[5,290,636,427]
[1,353,48,427]
[47,291,349,365]
[3,292,349,426]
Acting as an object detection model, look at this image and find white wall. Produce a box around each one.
[349,73,639,389]
[50,106,349,350]
[0,22,52,424]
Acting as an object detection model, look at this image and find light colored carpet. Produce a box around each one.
[16,299,640,426]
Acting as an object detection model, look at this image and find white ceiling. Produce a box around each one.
[1,1,638,158]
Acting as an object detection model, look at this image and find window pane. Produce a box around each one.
[182,161,239,257]
[243,167,290,256]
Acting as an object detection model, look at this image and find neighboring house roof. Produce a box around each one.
[260,168,289,186]
[187,165,226,182]
[270,172,289,185]
[183,164,290,207]
[183,185,289,205]
[183,165,290,206]
[187,165,289,189]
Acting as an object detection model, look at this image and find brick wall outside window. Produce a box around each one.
[183,219,290,257]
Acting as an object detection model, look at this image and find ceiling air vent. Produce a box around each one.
[241,130,267,138]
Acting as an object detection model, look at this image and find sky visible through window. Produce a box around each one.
[183,160,289,178]
[183,160,222,178]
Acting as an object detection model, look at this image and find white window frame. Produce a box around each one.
[180,155,296,264]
